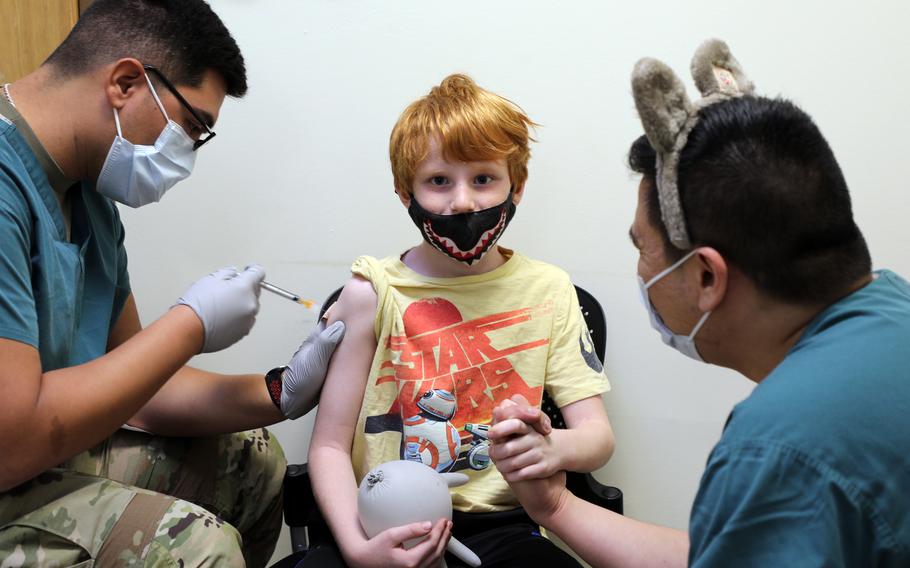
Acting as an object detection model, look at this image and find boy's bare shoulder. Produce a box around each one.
[325,275,377,326]
[341,275,377,305]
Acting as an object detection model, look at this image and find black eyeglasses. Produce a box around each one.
[143,65,216,151]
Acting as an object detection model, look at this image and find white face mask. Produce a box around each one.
[637,249,712,362]
[96,72,196,208]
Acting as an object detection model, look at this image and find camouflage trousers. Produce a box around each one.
[0,428,286,567]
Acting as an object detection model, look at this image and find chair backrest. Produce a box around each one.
[317,287,343,321]
[574,285,607,364]
[318,284,607,430]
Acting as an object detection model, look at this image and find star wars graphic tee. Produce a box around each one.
[349,249,610,512]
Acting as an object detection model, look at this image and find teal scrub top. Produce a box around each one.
[0,96,130,372]
[689,270,910,566]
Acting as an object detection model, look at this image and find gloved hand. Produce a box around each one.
[176,264,265,353]
[281,320,346,419]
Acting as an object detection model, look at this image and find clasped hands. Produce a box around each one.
[488,394,571,525]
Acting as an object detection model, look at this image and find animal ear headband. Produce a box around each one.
[631,39,754,250]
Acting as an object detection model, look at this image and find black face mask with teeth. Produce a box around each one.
[408,190,516,266]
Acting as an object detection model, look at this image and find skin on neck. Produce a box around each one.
[6,65,96,185]
[712,270,874,381]
[402,240,510,278]
[633,175,873,383]
[698,267,822,381]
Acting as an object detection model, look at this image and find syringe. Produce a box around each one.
[260,281,317,310]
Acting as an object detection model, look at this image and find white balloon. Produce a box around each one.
[358,460,481,567]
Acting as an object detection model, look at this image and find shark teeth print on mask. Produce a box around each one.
[408,191,517,266]
[423,207,508,264]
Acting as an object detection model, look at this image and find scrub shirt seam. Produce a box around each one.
[711,438,904,554]
[0,326,39,348]
[5,132,67,241]
[879,271,910,302]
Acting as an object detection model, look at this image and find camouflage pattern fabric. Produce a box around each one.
[0,428,286,567]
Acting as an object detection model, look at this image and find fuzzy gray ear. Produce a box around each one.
[632,58,694,154]
[690,38,754,98]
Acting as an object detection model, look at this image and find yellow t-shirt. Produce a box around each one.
[350,249,611,512]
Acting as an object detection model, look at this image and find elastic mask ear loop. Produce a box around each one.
[143,72,171,123]
[643,248,713,339]
[112,106,124,137]
[644,249,698,289]
[688,310,712,339]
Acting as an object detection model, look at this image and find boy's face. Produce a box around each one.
[397,137,525,266]
[399,137,524,213]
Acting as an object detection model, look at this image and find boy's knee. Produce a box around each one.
[147,498,245,568]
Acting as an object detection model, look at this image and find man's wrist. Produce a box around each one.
[265,365,287,412]
[541,486,574,531]
[168,304,205,354]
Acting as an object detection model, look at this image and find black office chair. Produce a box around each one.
[273,285,622,566]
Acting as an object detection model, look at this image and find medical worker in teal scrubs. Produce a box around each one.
[0,1,342,565]
[489,41,910,568]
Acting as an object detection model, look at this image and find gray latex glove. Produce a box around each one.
[281,320,346,419]
[176,264,265,353]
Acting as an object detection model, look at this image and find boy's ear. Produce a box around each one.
[395,188,411,207]
[512,183,525,205]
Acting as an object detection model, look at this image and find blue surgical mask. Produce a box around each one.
[96,72,196,208]
[637,249,711,362]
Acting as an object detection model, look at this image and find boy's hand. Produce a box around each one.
[490,396,572,527]
[346,519,451,568]
[488,395,559,481]
[493,394,552,436]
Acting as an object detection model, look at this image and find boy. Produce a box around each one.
[309,74,614,567]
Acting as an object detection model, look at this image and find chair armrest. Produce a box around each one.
[284,463,316,528]
[566,471,623,515]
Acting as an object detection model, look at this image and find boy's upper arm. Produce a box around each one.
[310,275,379,454]
[559,394,609,429]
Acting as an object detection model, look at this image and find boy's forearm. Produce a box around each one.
[309,444,367,557]
[550,418,614,472]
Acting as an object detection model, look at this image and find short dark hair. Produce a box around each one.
[45,0,247,97]
[628,96,871,304]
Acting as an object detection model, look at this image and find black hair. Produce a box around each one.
[628,96,871,304]
[45,0,247,97]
